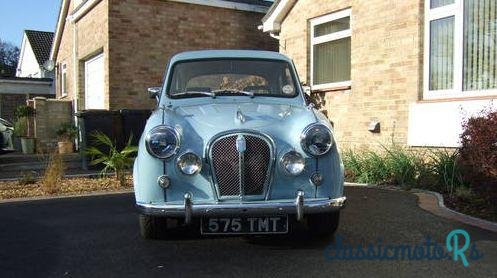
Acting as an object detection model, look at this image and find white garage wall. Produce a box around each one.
[408,99,497,147]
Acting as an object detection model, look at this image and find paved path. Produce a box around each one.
[0,187,496,277]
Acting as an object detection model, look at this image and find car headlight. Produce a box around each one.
[177,152,202,175]
[280,151,305,176]
[145,125,180,159]
[300,123,333,156]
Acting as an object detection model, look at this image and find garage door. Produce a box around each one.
[85,53,105,110]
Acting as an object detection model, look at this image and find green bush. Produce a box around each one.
[56,122,78,141]
[13,117,28,137]
[428,149,466,195]
[357,151,391,184]
[342,149,363,182]
[86,132,137,187]
[383,145,424,187]
[342,146,467,195]
[14,105,35,118]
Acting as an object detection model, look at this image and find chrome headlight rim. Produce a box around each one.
[280,150,306,176]
[176,151,202,175]
[300,123,333,157]
[145,125,181,159]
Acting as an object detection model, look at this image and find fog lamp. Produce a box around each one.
[280,151,305,176]
[177,152,202,175]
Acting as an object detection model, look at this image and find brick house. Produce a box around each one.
[0,30,55,122]
[50,0,277,112]
[16,30,55,79]
[262,0,497,148]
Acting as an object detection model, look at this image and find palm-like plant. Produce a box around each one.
[86,132,138,187]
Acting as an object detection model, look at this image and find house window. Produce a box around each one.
[424,0,497,99]
[61,64,67,97]
[310,9,352,90]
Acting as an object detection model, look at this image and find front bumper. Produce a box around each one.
[136,190,346,224]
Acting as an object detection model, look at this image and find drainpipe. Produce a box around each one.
[73,20,80,150]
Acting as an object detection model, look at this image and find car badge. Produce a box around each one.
[236,135,246,153]
[236,107,246,123]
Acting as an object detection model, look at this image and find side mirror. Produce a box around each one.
[147,86,161,102]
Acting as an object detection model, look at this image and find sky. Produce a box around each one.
[0,0,61,48]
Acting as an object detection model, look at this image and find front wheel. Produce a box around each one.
[306,211,340,238]
[139,214,168,240]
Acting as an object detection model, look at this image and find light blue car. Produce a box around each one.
[133,50,346,239]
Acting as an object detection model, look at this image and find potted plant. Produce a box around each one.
[56,122,77,154]
[13,117,35,154]
[14,106,36,154]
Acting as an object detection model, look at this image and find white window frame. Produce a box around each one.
[310,8,352,91]
[61,63,67,98]
[424,0,497,100]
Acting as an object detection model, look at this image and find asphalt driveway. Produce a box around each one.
[0,187,496,277]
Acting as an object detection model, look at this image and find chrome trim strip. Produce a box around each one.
[137,196,346,217]
[238,140,245,201]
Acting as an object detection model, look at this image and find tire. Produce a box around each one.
[139,214,168,240]
[307,211,340,238]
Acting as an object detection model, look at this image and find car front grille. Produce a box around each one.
[209,132,272,199]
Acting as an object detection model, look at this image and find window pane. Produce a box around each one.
[429,16,454,90]
[314,17,350,37]
[431,0,454,9]
[463,0,497,91]
[313,37,351,85]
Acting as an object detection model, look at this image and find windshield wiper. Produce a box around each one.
[212,89,255,98]
[173,91,216,98]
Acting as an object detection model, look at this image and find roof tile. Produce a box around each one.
[25,30,55,66]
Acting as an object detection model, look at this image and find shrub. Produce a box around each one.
[56,122,78,141]
[86,132,137,187]
[459,110,497,210]
[343,146,421,186]
[13,106,35,138]
[342,146,466,192]
[383,145,424,187]
[18,171,37,186]
[428,149,466,195]
[14,105,35,118]
[460,111,497,178]
[342,149,363,182]
[42,152,64,194]
[357,151,391,184]
[13,117,28,137]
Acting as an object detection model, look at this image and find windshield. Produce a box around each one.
[167,59,299,98]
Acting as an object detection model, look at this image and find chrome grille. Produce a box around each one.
[210,132,272,199]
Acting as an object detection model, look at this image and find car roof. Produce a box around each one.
[169,50,292,64]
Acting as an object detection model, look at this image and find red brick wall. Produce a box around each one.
[108,0,278,110]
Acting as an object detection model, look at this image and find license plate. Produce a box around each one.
[201,216,288,235]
